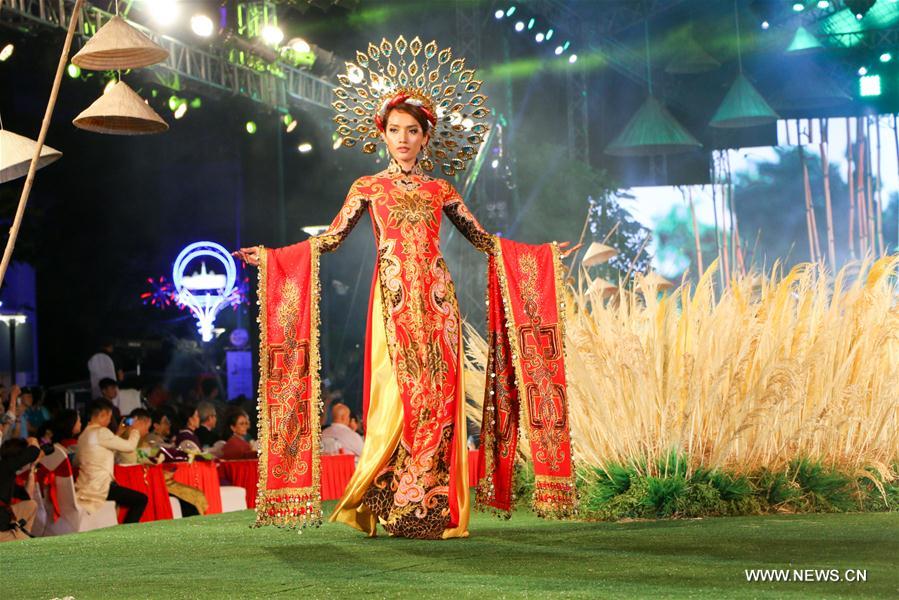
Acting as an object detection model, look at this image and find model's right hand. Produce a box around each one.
[232,247,261,267]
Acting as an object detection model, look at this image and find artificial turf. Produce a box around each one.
[6,500,898,599]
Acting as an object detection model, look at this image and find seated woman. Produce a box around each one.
[220,410,256,460]
[50,409,82,450]
[174,405,202,454]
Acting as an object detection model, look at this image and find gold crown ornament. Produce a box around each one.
[332,35,490,176]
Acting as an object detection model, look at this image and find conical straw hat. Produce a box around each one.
[586,278,617,298]
[72,16,168,70]
[0,129,62,184]
[638,271,675,291]
[582,242,618,267]
[73,81,168,135]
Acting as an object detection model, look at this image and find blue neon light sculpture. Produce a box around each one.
[172,241,237,342]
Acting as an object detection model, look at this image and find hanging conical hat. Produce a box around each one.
[72,16,168,70]
[73,81,168,135]
[638,271,675,291]
[586,278,617,298]
[582,242,618,267]
[0,129,62,184]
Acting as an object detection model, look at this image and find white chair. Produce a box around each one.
[219,486,248,512]
[169,496,183,519]
[44,465,119,536]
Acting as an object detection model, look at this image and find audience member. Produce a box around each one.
[220,410,256,460]
[0,437,42,542]
[144,409,173,449]
[196,401,218,448]
[175,405,202,453]
[75,399,148,523]
[87,339,124,399]
[0,386,25,443]
[50,409,82,448]
[21,388,50,437]
[116,409,153,465]
[321,403,363,458]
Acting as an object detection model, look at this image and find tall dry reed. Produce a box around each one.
[464,257,899,481]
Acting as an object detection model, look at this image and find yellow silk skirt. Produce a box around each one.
[329,273,470,538]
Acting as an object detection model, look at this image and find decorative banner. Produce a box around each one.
[171,241,236,342]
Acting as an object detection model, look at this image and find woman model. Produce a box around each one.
[237,36,578,539]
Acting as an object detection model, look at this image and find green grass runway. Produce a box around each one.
[6,500,898,599]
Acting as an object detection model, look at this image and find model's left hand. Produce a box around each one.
[557,241,582,259]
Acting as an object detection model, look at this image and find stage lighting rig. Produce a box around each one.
[845,0,876,20]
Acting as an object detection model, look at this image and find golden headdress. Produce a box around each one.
[332,35,490,176]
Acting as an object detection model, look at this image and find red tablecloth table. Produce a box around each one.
[218,459,258,508]
[167,461,222,515]
[113,464,173,523]
[321,454,356,501]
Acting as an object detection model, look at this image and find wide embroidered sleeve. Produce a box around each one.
[442,180,494,253]
[316,178,369,253]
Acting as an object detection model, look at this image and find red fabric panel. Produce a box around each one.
[113,464,173,523]
[217,459,258,508]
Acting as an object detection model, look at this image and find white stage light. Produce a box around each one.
[261,25,284,46]
[495,9,504,19]
[150,0,179,26]
[569,54,578,64]
[288,37,311,53]
[535,33,545,43]
[554,45,564,55]
[0,44,13,62]
[190,14,214,38]
[298,142,313,153]
[514,21,524,32]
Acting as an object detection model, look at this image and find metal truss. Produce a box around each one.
[0,0,334,112]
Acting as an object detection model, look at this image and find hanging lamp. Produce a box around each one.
[73,80,168,135]
[72,15,168,70]
[710,1,779,128]
[665,27,720,74]
[786,26,824,53]
[0,128,62,184]
[606,21,701,156]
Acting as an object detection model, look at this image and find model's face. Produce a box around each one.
[381,110,428,164]
[231,415,250,437]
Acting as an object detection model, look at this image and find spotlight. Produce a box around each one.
[261,24,284,47]
[150,0,179,26]
[67,63,81,78]
[190,97,202,109]
[103,79,116,94]
[190,14,214,38]
[527,18,535,30]
[859,74,881,97]
[535,32,545,43]
[495,9,504,19]
[298,142,313,153]
[546,29,554,40]
[174,103,187,119]
[283,114,298,132]
[816,0,829,7]
[491,159,499,169]
[286,120,298,133]
[858,66,868,75]
[287,37,311,54]
[881,52,892,63]
[792,2,805,11]
[761,20,770,30]
[168,95,181,111]
[246,121,257,134]
[569,54,578,64]
[563,41,571,51]
[347,63,364,84]
[0,44,13,62]
[514,21,524,32]
[554,45,564,55]
[505,6,516,17]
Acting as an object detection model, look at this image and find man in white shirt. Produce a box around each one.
[75,398,149,523]
[320,403,364,459]
[87,340,123,399]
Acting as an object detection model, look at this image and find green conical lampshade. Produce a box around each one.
[605,96,701,156]
[665,34,720,74]
[771,62,850,110]
[710,73,779,128]
[786,26,823,53]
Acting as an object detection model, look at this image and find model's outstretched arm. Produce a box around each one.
[234,179,368,264]
[442,181,494,253]
[316,178,369,253]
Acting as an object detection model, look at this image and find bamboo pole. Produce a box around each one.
[688,188,704,275]
[865,117,876,255]
[847,118,856,258]
[819,119,837,270]
[874,116,885,255]
[0,0,86,287]
[856,119,868,255]
[799,145,818,263]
